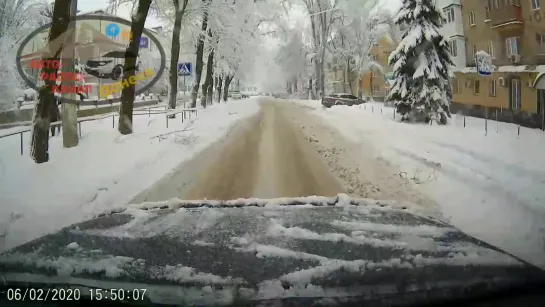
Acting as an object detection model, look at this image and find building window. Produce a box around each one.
[450,40,458,57]
[370,54,377,61]
[488,41,495,58]
[469,10,476,26]
[444,7,455,23]
[531,0,540,10]
[452,79,459,93]
[487,0,498,9]
[506,37,520,56]
[474,80,480,94]
[536,33,545,53]
[489,79,496,96]
[511,79,521,109]
[472,44,478,58]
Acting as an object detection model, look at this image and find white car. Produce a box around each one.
[85,51,140,80]
[231,91,242,99]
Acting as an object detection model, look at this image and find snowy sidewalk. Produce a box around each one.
[299,100,545,269]
[0,98,260,252]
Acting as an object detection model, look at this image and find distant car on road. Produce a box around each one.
[231,90,242,99]
[322,93,368,108]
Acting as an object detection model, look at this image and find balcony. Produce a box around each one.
[489,5,523,31]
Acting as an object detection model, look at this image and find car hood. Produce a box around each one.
[1,194,544,305]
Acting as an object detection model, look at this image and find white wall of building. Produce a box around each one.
[435,0,467,70]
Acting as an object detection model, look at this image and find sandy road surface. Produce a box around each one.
[132,101,345,202]
[131,100,436,215]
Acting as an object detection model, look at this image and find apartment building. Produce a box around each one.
[455,0,545,116]
[436,0,467,70]
[361,36,396,101]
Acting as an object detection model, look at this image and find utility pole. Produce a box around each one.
[62,0,78,148]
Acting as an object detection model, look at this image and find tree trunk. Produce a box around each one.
[369,72,373,100]
[357,77,362,98]
[30,0,71,163]
[308,10,319,100]
[314,63,321,98]
[190,0,210,108]
[216,76,222,103]
[118,0,152,135]
[344,60,349,93]
[223,75,233,102]
[167,0,189,118]
[216,77,223,103]
[202,30,214,107]
[61,0,78,149]
[319,58,325,99]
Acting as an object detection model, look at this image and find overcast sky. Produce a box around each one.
[77,0,161,27]
[77,0,402,29]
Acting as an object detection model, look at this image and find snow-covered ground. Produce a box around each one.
[297,100,545,269]
[0,98,260,252]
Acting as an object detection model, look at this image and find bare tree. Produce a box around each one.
[118,0,153,135]
[167,0,189,117]
[190,0,211,108]
[201,28,214,106]
[301,0,340,99]
[29,0,72,163]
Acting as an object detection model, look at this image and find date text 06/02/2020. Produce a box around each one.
[6,288,148,301]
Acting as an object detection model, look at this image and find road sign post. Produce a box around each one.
[177,62,192,76]
[178,63,191,96]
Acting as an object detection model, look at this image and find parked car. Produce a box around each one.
[241,92,249,98]
[85,51,140,80]
[322,93,368,108]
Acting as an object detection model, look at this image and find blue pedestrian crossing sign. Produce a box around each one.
[177,62,192,76]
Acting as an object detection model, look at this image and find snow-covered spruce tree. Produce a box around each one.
[387,0,454,124]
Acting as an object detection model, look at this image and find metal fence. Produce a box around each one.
[0,102,197,156]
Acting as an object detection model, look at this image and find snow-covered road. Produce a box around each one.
[298,100,545,269]
[132,101,432,211]
[1,98,544,271]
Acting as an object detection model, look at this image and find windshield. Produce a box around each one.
[2,0,545,306]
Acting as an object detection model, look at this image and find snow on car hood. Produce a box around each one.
[1,194,543,305]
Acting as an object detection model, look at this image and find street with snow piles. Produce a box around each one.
[1,96,544,288]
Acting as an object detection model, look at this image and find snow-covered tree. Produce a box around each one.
[328,0,388,97]
[275,21,311,95]
[118,0,154,135]
[387,0,453,124]
[30,0,73,163]
[0,0,49,110]
[300,0,342,99]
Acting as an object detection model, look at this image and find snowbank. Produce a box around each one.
[0,98,260,252]
[299,100,545,269]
